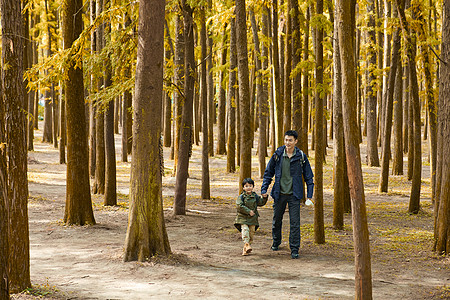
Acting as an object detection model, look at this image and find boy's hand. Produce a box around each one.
[249,210,255,216]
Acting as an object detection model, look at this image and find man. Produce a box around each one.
[261,130,314,259]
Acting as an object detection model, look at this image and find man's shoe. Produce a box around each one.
[244,243,252,254]
[271,244,279,251]
[291,252,299,259]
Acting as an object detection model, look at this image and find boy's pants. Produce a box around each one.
[272,193,301,253]
[241,224,255,244]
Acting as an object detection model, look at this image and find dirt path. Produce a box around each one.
[21,130,449,300]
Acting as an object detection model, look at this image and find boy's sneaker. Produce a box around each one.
[271,244,279,251]
[291,251,299,259]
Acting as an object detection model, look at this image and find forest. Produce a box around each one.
[0,0,449,299]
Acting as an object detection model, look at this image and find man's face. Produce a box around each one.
[284,135,297,151]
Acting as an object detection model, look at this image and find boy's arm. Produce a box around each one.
[261,155,276,196]
[236,195,251,215]
[302,154,314,199]
[257,194,268,206]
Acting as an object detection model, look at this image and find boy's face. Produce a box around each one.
[243,183,254,194]
[284,135,297,151]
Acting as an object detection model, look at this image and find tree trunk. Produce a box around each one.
[333,7,345,230]
[272,0,283,148]
[172,13,184,175]
[366,0,380,167]
[93,0,105,195]
[283,0,292,134]
[173,0,195,215]
[291,0,302,136]
[62,0,96,226]
[337,0,373,297]
[396,0,422,213]
[236,0,252,192]
[25,6,33,152]
[216,24,227,155]
[2,0,31,291]
[163,38,172,148]
[227,16,237,173]
[392,56,403,175]
[0,98,8,299]
[207,4,214,157]
[200,8,210,200]
[123,0,170,261]
[59,86,66,164]
[301,6,310,155]
[434,0,449,254]
[379,15,401,193]
[380,0,391,148]
[402,63,409,154]
[89,0,97,174]
[314,0,325,244]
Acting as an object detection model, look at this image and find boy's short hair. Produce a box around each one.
[242,177,255,187]
[285,130,298,140]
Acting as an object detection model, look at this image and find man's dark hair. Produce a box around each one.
[242,177,255,187]
[285,130,298,140]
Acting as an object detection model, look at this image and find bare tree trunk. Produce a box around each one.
[200,8,210,200]
[396,0,421,213]
[236,0,252,192]
[314,0,325,244]
[89,0,97,174]
[434,0,449,254]
[172,13,184,175]
[227,16,237,173]
[272,0,283,148]
[173,1,195,215]
[337,0,373,297]
[2,0,31,291]
[216,24,227,155]
[366,0,380,167]
[207,1,214,157]
[333,7,345,230]
[123,0,171,260]
[402,63,409,154]
[379,13,401,193]
[283,0,292,134]
[291,0,301,135]
[63,0,96,225]
[301,6,310,155]
[392,58,403,175]
[163,22,173,148]
[59,86,66,164]
[0,81,9,298]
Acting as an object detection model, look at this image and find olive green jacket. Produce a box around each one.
[234,192,268,232]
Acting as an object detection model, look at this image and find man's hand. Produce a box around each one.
[262,193,268,198]
[249,210,255,216]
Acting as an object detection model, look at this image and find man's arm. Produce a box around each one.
[261,155,276,196]
[302,155,314,199]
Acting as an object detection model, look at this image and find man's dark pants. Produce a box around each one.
[272,193,300,253]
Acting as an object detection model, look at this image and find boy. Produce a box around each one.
[234,178,268,256]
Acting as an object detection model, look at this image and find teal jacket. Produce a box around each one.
[234,191,268,232]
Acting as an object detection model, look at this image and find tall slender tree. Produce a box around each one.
[62,0,96,226]
[434,0,449,255]
[272,0,283,147]
[337,0,373,297]
[123,0,170,260]
[236,0,252,191]
[173,0,195,215]
[2,0,31,291]
[216,24,228,155]
[227,15,237,173]
[301,6,310,155]
[283,0,292,134]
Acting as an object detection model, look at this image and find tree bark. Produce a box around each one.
[216,24,227,155]
[396,0,422,213]
[59,85,66,164]
[434,0,449,255]
[173,0,195,215]
[227,16,237,173]
[272,0,283,148]
[332,7,345,230]
[283,0,292,134]
[402,63,409,154]
[379,15,401,193]
[200,8,210,200]
[207,1,214,157]
[2,0,31,291]
[392,55,403,175]
[123,0,170,261]
[301,6,310,155]
[163,22,173,148]
[291,0,302,136]
[366,0,380,167]
[62,0,96,226]
[89,0,97,175]
[121,14,132,163]
[236,0,252,192]
[337,0,373,297]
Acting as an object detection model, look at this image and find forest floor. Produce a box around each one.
[12,126,450,300]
